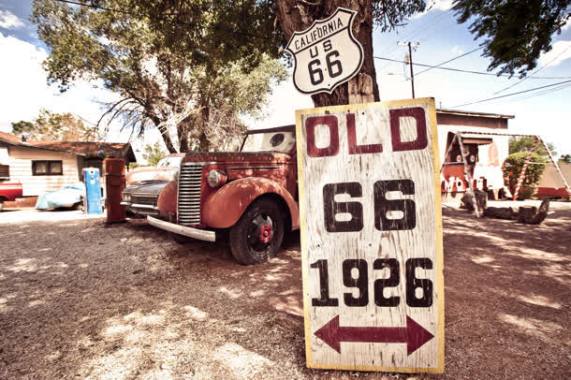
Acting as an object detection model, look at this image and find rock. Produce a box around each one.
[461,190,488,213]
[518,200,550,225]
[484,207,515,220]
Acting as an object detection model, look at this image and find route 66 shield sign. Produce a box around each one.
[286,8,364,95]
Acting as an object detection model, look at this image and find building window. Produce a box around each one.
[32,160,63,176]
[0,164,9,178]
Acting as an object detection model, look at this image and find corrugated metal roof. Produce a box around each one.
[30,141,136,162]
[437,108,515,120]
[0,132,136,162]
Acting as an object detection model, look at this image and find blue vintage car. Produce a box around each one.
[36,183,85,210]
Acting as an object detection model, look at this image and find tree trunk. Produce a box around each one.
[160,129,178,154]
[177,121,190,153]
[196,105,211,151]
[150,116,178,154]
[276,0,379,107]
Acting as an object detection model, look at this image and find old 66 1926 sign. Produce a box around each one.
[296,98,444,373]
[286,8,364,95]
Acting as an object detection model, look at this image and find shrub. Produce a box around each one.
[503,152,547,200]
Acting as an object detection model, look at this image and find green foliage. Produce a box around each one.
[453,0,570,77]
[372,1,428,30]
[509,136,556,156]
[559,153,571,163]
[32,0,568,143]
[11,121,35,137]
[503,152,548,199]
[32,0,286,153]
[142,142,166,166]
[11,109,101,141]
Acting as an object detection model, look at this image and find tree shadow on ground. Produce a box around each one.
[1,206,569,380]
[0,218,316,379]
[441,205,570,380]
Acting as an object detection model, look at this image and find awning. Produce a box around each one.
[457,133,493,145]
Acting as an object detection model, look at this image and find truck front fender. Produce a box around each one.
[202,177,299,230]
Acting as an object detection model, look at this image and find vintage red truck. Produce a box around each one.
[0,181,23,211]
[146,126,299,265]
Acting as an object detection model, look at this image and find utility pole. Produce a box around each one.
[408,42,415,99]
[398,41,420,98]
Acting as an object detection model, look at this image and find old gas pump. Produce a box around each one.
[83,167,103,215]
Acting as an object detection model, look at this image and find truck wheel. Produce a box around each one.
[229,198,285,265]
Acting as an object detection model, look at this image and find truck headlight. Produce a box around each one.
[207,170,227,188]
[122,193,131,202]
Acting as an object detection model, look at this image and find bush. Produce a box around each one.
[503,152,547,200]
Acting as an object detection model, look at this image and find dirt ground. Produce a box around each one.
[0,203,569,380]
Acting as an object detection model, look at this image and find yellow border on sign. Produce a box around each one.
[295,97,445,374]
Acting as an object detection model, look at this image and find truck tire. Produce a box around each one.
[229,198,285,265]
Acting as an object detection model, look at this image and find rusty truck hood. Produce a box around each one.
[182,151,292,164]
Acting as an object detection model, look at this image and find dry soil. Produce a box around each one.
[0,204,569,379]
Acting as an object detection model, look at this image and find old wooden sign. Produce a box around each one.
[285,7,364,95]
[295,98,444,373]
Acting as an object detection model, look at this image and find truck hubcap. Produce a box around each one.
[247,214,274,251]
[259,224,273,244]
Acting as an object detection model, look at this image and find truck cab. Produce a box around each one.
[148,126,299,265]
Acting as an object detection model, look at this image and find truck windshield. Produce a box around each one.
[157,156,183,168]
[241,131,295,154]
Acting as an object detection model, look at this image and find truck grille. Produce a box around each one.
[178,163,203,226]
[131,196,156,206]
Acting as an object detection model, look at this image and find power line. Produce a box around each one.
[450,79,571,108]
[492,45,571,95]
[374,56,571,80]
[415,47,482,76]
[374,11,450,72]
[511,82,571,102]
[51,0,571,84]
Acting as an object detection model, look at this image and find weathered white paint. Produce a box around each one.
[7,146,80,196]
[296,99,444,373]
[437,124,509,191]
[286,8,364,95]
[0,147,9,165]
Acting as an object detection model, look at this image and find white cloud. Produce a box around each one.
[428,0,455,12]
[0,32,120,138]
[450,45,464,56]
[412,0,454,19]
[538,40,571,67]
[0,10,24,30]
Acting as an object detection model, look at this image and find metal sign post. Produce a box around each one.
[286,7,364,95]
[296,98,444,373]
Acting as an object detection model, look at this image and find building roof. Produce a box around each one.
[0,131,25,146]
[0,131,66,153]
[437,108,515,120]
[0,131,136,163]
[30,141,137,163]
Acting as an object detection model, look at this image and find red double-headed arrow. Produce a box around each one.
[314,315,434,355]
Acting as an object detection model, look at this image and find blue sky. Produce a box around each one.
[1,0,570,156]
